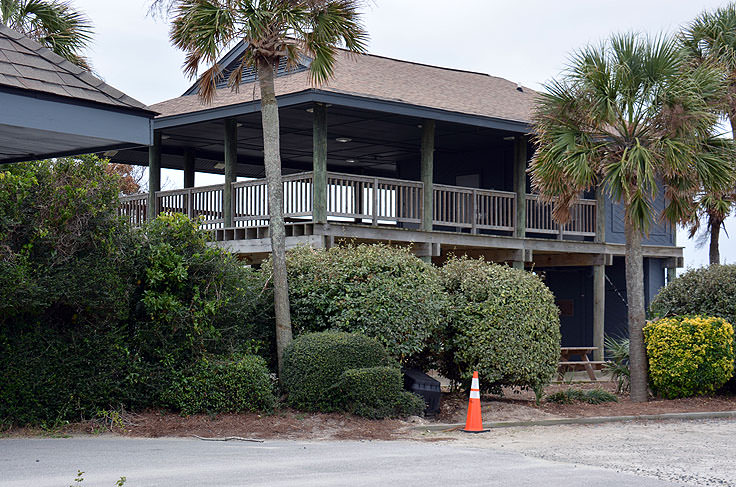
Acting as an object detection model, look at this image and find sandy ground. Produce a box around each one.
[416,419,736,487]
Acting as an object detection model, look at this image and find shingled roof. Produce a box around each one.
[0,24,147,111]
[150,49,537,124]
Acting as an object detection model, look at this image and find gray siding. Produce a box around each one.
[605,183,675,246]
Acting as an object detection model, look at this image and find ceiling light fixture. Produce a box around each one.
[214,162,225,169]
[345,159,356,163]
[503,136,515,141]
[336,137,352,143]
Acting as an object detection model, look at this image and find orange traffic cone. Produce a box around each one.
[463,371,488,433]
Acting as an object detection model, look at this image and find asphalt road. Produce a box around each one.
[0,437,682,487]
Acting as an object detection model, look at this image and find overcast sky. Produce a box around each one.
[73,0,735,269]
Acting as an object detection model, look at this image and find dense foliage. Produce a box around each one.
[276,244,447,363]
[0,158,272,425]
[439,257,561,399]
[650,265,736,325]
[162,354,276,415]
[281,331,392,412]
[644,316,734,398]
[0,157,139,425]
[333,366,425,419]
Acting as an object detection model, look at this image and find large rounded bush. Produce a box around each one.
[281,331,390,411]
[644,316,734,399]
[162,354,276,414]
[650,265,736,324]
[274,244,447,363]
[439,257,561,396]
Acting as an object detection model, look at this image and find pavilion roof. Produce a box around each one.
[0,24,148,111]
[150,48,537,124]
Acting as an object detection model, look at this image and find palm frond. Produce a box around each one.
[1,0,93,69]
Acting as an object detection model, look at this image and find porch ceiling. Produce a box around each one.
[108,103,521,178]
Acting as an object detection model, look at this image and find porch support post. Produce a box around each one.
[147,130,161,221]
[421,120,435,232]
[223,118,237,227]
[183,149,195,188]
[513,135,527,238]
[313,103,328,224]
[420,120,435,263]
[593,264,606,361]
[512,135,527,270]
[595,184,606,243]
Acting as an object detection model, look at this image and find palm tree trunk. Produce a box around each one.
[257,59,292,376]
[624,216,648,403]
[709,216,721,266]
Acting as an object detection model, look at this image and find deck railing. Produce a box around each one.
[118,171,597,238]
[433,184,515,232]
[526,194,596,237]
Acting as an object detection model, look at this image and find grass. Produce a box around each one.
[546,388,618,405]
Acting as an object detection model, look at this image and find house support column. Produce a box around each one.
[512,135,527,269]
[223,118,237,227]
[420,120,435,263]
[147,131,161,221]
[593,264,606,361]
[183,149,195,188]
[596,184,606,243]
[313,104,328,224]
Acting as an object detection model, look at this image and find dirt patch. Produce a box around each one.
[435,380,736,424]
[4,380,735,441]
[2,409,412,441]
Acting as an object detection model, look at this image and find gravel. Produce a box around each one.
[431,418,736,486]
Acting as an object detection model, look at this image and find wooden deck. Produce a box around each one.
[119,171,597,238]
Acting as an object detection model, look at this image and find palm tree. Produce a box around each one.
[686,190,735,265]
[682,4,736,265]
[530,33,734,402]
[1,0,93,69]
[166,0,368,375]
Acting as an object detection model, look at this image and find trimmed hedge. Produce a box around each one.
[162,354,276,414]
[650,265,736,325]
[644,316,734,399]
[332,366,426,419]
[649,265,736,393]
[277,244,447,363]
[439,257,561,398]
[282,331,391,411]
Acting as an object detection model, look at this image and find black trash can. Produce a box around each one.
[402,368,441,417]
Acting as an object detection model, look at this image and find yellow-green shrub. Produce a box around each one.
[644,316,734,399]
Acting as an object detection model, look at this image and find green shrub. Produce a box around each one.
[644,315,734,398]
[282,331,391,411]
[649,265,736,393]
[603,335,630,394]
[272,244,447,363]
[439,257,561,398]
[546,388,618,404]
[332,366,426,419]
[650,265,736,325]
[163,354,276,414]
[0,156,140,425]
[0,158,275,425]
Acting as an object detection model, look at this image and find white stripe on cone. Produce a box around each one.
[470,390,480,399]
[471,377,479,389]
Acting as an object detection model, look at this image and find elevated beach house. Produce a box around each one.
[2,36,673,359]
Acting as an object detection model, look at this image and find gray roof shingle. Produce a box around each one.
[151,49,538,124]
[0,24,148,111]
